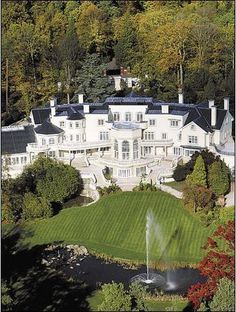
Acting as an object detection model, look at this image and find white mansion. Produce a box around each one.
[1,92,234,179]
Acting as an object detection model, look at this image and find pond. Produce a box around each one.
[43,247,206,295]
[63,195,93,209]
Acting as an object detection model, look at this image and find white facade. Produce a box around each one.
[2,94,234,179]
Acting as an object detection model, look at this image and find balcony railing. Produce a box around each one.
[140,139,173,146]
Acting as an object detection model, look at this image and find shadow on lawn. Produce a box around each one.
[2,226,93,311]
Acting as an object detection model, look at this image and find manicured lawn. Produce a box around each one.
[88,290,188,311]
[163,181,186,192]
[19,191,211,264]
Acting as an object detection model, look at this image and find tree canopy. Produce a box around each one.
[2,1,234,125]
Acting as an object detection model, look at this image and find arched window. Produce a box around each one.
[133,139,138,159]
[122,140,129,160]
[114,140,118,159]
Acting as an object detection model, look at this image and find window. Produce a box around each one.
[82,120,86,128]
[185,149,195,157]
[190,125,195,130]
[113,112,120,121]
[162,133,167,140]
[144,132,154,140]
[69,122,73,128]
[114,139,118,159]
[178,133,182,141]
[136,112,143,122]
[60,121,65,127]
[122,140,129,160]
[144,147,152,154]
[100,132,109,141]
[76,134,80,141]
[174,147,181,155]
[188,136,198,144]
[136,167,146,177]
[70,135,73,141]
[98,119,104,126]
[49,138,55,145]
[75,122,80,128]
[12,158,16,165]
[149,119,156,126]
[170,120,179,127]
[133,139,138,159]
[16,157,19,165]
[24,156,27,164]
[118,169,131,177]
[42,138,46,145]
[125,112,131,122]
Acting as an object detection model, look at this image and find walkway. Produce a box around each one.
[225,182,234,207]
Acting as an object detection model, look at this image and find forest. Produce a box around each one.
[1,0,235,125]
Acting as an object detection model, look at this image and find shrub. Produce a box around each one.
[22,193,52,220]
[133,180,158,192]
[97,183,122,197]
[209,278,234,312]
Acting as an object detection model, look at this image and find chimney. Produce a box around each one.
[161,104,169,114]
[211,106,217,127]
[78,94,84,104]
[208,99,214,108]
[224,97,229,110]
[178,89,184,104]
[83,104,90,114]
[50,97,57,117]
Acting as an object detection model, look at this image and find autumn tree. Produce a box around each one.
[187,220,234,310]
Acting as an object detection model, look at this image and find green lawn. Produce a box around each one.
[18,191,211,264]
[163,181,186,192]
[88,290,188,311]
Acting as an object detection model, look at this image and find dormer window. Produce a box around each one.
[69,122,73,128]
[60,121,65,127]
[98,119,104,126]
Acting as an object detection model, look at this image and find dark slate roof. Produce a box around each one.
[34,120,63,135]
[32,108,51,125]
[67,112,84,120]
[198,108,227,130]
[1,125,36,154]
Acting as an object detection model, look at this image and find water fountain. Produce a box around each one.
[130,210,177,290]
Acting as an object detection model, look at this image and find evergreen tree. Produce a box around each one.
[186,155,207,187]
[73,54,115,102]
[208,161,230,197]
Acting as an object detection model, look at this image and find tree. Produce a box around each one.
[75,1,110,54]
[187,220,234,310]
[209,277,234,312]
[22,192,52,220]
[129,282,148,311]
[1,280,13,311]
[113,11,138,68]
[183,184,213,214]
[98,282,132,311]
[73,54,115,102]
[186,155,207,187]
[208,161,230,197]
